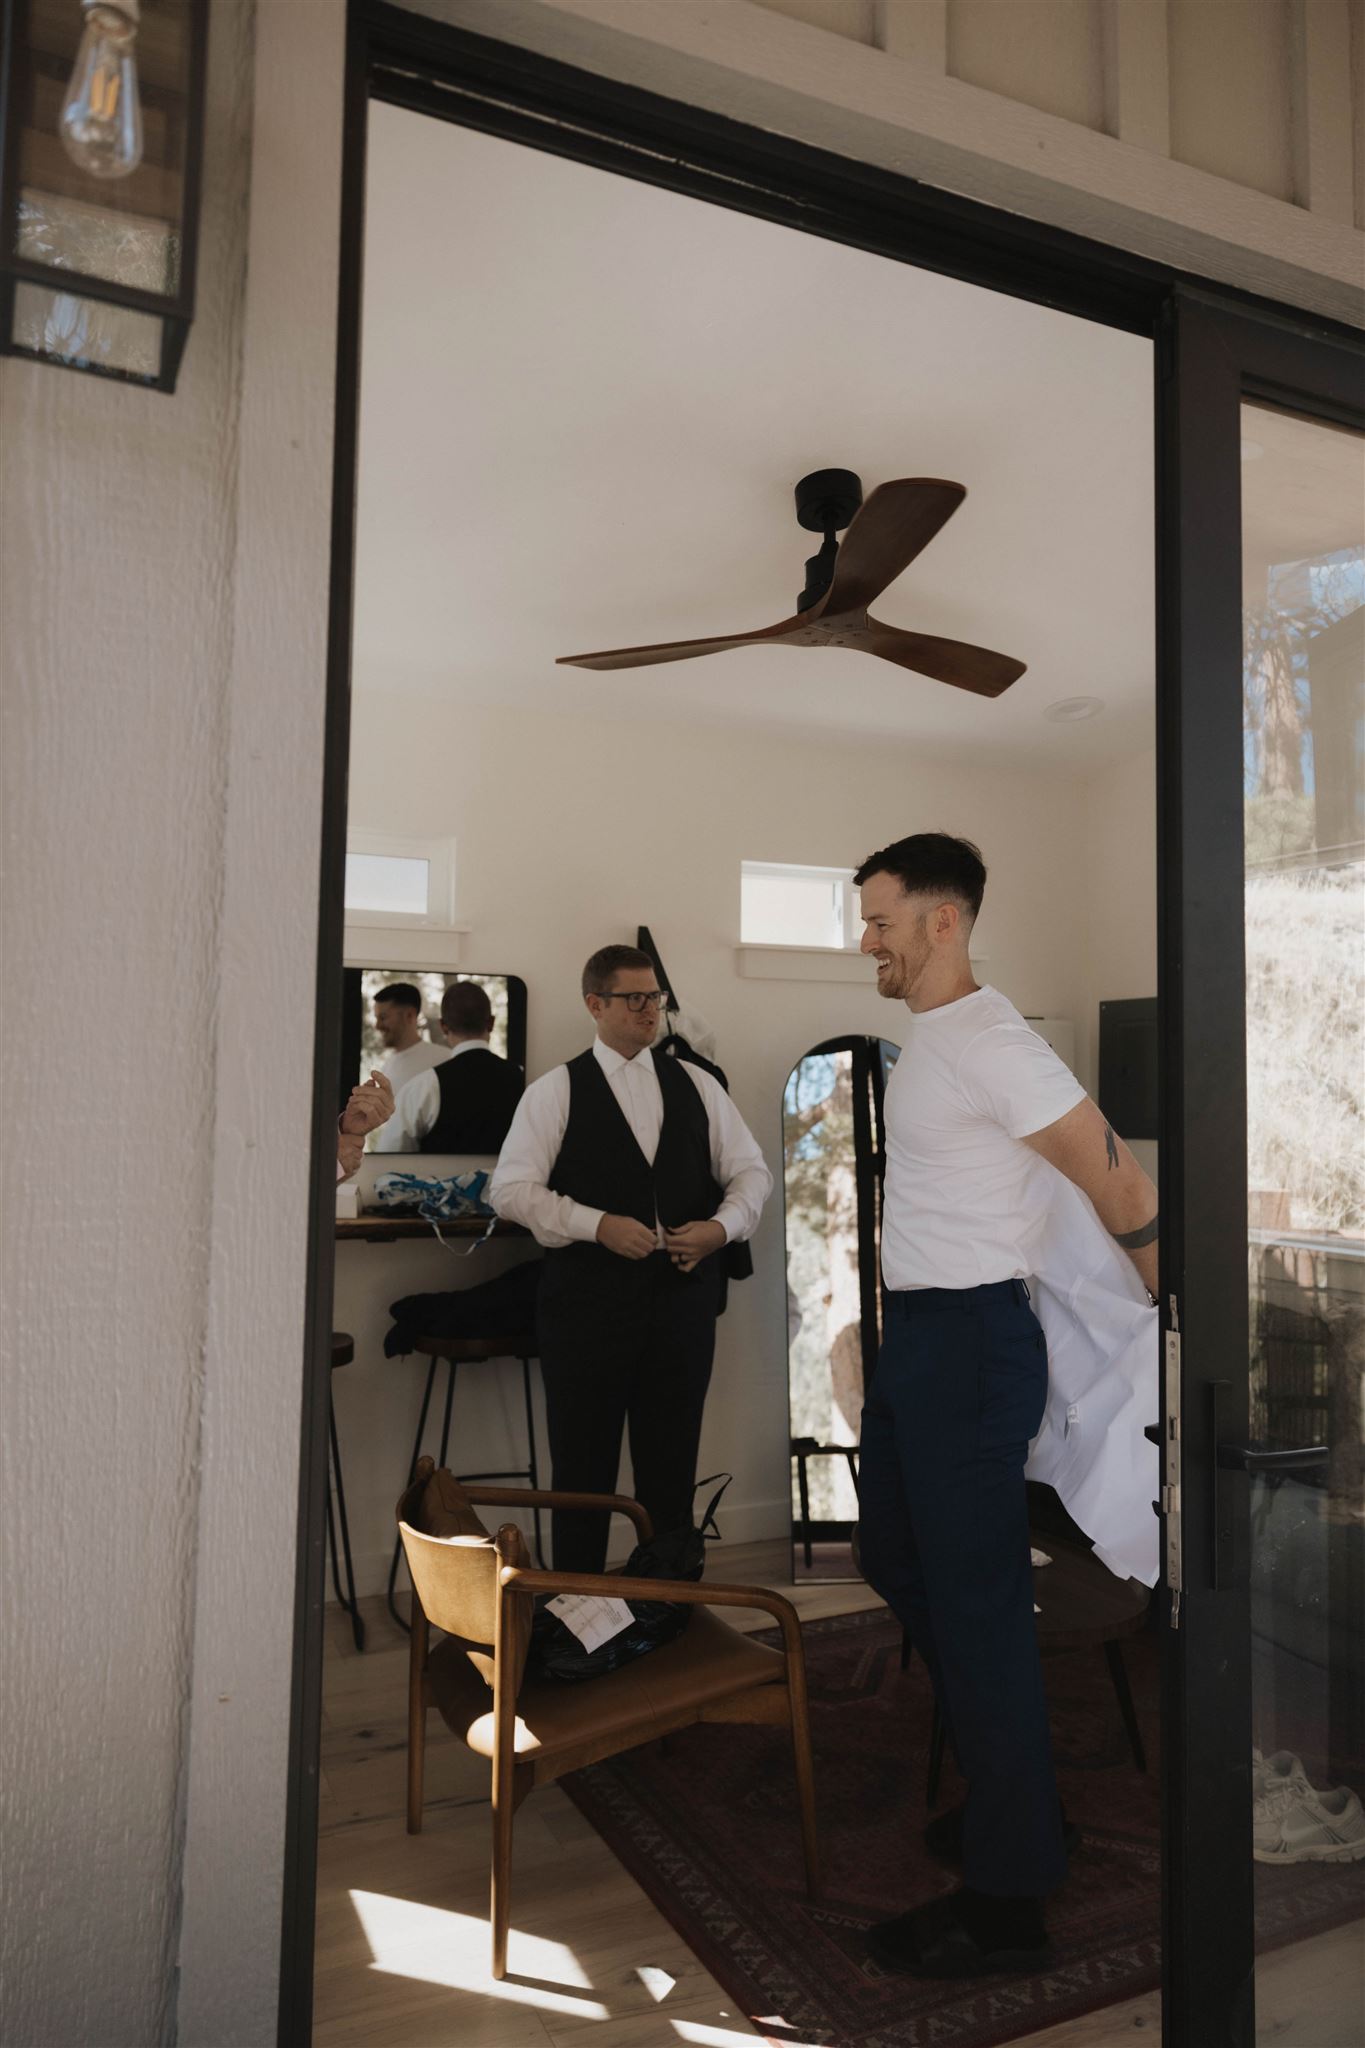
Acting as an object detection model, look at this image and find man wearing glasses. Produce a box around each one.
[489,945,772,1571]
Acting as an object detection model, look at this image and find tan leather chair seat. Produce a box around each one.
[430,1607,785,1760]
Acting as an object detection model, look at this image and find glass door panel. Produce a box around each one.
[1240,401,1365,2033]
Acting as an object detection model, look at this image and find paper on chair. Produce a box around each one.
[546,1593,634,1653]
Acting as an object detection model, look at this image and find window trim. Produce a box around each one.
[343,828,457,929]
[741,858,861,954]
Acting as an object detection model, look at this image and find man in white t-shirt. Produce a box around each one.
[373,981,452,1097]
[854,832,1158,1980]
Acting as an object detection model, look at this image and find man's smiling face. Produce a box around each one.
[858,870,933,1003]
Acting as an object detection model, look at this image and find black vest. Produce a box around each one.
[549,1048,722,1236]
[419,1047,523,1154]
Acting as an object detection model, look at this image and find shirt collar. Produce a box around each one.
[446,1038,488,1059]
[593,1038,655,1080]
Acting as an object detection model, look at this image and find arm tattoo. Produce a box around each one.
[1103,1122,1119,1170]
[1114,1214,1159,1250]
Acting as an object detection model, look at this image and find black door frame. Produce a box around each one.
[1155,290,1364,2042]
[281,8,1365,2041]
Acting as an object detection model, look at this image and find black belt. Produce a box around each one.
[886,1278,1031,1315]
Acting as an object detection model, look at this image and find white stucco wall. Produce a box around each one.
[0,0,342,2042]
[0,0,254,2035]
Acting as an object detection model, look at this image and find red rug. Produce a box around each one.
[562,1607,1365,2048]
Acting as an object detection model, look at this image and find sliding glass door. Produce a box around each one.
[1160,291,1364,2047]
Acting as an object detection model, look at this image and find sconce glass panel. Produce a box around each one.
[1,0,207,389]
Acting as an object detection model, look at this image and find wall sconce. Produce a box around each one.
[0,0,208,390]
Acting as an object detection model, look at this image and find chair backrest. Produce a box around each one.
[396,1460,531,1692]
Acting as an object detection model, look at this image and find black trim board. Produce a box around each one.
[276,7,372,2043]
[1155,289,1363,2047]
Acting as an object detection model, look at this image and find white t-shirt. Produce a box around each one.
[881,984,1086,1291]
[381,1039,451,1096]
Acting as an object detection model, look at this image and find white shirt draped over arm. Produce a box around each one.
[487,1041,772,1250]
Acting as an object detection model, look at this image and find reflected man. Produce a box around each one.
[489,945,772,1572]
[373,981,450,1095]
[374,981,522,1154]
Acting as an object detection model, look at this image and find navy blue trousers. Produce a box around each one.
[859,1278,1068,1898]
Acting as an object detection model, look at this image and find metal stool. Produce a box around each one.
[328,1333,365,1652]
[903,1533,1151,1806]
[387,1332,545,1631]
[790,1436,861,1568]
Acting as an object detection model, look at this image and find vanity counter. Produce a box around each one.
[335,1214,528,1243]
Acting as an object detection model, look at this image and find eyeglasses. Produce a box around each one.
[597,989,667,1012]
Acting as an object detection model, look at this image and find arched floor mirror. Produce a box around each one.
[783,1034,899,1581]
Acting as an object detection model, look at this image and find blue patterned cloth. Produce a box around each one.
[371,1170,492,1223]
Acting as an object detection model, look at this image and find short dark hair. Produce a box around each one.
[852,833,987,921]
[581,945,656,999]
[440,980,493,1036]
[374,981,423,1012]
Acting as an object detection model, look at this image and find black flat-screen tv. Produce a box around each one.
[1098,998,1158,1141]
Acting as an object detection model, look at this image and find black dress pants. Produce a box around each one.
[858,1278,1068,1899]
[537,1248,721,1573]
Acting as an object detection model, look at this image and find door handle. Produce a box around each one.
[1216,1442,1328,1473]
[1208,1376,1330,1589]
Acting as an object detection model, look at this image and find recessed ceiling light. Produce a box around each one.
[1241,438,1265,461]
[1044,696,1104,722]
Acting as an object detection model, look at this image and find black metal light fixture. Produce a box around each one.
[0,0,207,390]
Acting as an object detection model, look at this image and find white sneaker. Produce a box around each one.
[1253,1783,1365,1864]
[1251,1749,1310,1808]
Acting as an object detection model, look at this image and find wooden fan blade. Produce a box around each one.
[557,617,802,670]
[861,622,1026,698]
[818,479,966,615]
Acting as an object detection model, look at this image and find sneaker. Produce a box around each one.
[1253,1783,1365,1864]
[1251,1749,1311,1809]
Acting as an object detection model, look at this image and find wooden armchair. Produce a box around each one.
[396,1461,820,1978]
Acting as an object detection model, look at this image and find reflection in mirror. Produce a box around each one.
[784,1035,899,1581]
[339,968,527,1153]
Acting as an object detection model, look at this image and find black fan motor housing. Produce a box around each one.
[794,468,863,534]
[794,469,862,611]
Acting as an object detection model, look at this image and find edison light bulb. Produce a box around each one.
[59,0,144,179]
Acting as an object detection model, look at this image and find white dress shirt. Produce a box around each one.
[489,1039,772,1249]
[381,1038,451,1097]
[372,1037,487,1152]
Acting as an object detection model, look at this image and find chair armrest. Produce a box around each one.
[464,1486,653,1543]
[498,1564,804,1657]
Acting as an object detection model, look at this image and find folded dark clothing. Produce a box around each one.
[385,1258,543,1358]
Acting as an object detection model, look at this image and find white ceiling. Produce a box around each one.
[354,102,1157,767]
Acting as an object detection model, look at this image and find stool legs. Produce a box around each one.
[796,1452,813,1568]
[926,1698,948,1808]
[390,1350,547,1629]
[388,1353,444,1633]
[436,1355,459,1469]
[916,1641,1146,1811]
[519,1356,545,1567]
[327,1399,365,1653]
[1105,1638,1147,1773]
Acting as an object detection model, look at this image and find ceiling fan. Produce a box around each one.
[557,469,1026,698]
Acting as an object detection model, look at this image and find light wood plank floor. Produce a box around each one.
[313,1543,1360,2048]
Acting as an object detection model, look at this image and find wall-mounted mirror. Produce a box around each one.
[784,1034,899,1582]
[339,968,527,1153]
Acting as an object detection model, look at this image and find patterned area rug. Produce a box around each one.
[562,1607,1365,2048]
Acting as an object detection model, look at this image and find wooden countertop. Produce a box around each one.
[335,1214,529,1243]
